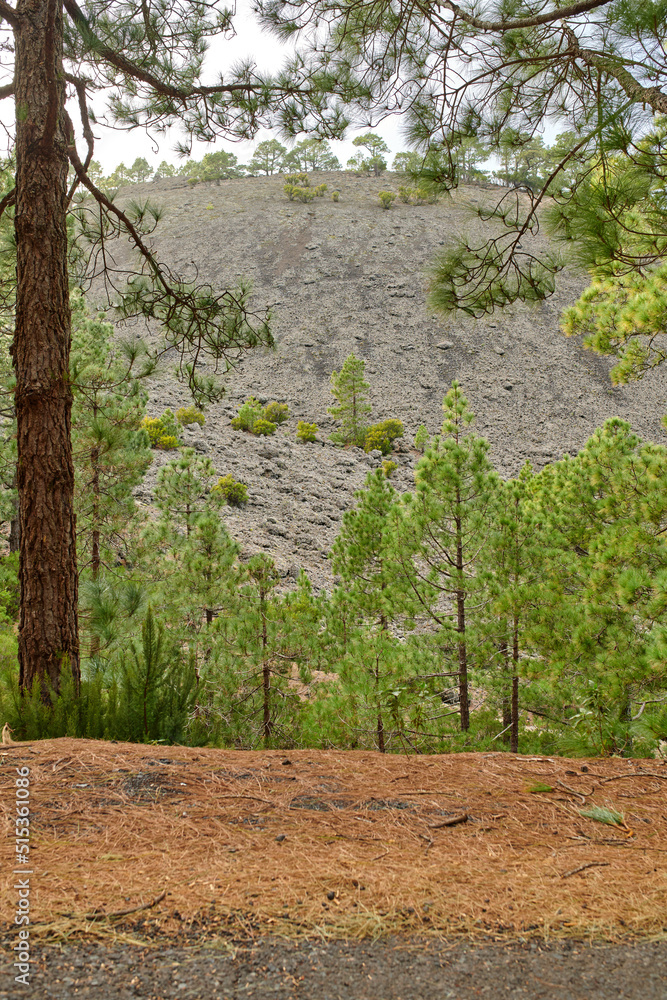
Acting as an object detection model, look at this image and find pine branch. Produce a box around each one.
[62,0,310,101]
[572,44,667,115]
[0,0,18,28]
[436,0,613,33]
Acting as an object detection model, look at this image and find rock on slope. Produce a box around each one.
[113,171,666,588]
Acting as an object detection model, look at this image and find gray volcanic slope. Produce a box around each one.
[112,171,666,588]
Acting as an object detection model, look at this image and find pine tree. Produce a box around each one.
[530,419,667,753]
[249,139,288,175]
[480,463,547,751]
[152,448,224,538]
[351,133,390,175]
[138,449,235,672]
[70,291,152,585]
[113,605,198,743]
[399,382,497,730]
[212,553,297,746]
[331,469,407,751]
[328,353,372,447]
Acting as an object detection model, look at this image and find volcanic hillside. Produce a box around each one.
[107,170,666,588]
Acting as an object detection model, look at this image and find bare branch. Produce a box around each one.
[0,0,19,29]
[438,0,613,32]
[0,186,15,222]
[65,74,95,204]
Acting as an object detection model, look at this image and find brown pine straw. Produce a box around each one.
[1,738,666,944]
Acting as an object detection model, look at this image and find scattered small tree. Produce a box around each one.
[328,354,372,447]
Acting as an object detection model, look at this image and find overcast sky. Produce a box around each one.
[89,1,408,172]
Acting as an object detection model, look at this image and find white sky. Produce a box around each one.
[90,2,408,172]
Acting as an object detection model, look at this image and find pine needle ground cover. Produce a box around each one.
[2,739,666,944]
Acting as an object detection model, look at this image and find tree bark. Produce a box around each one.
[14,0,79,696]
[9,474,19,553]
[511,617,520,753]
[500,634,511,744]
[261,592,271,745]
[455,513,470,731]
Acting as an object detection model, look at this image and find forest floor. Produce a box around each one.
[1,738,667,997]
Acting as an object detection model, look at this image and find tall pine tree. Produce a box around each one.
[399,382,497,731]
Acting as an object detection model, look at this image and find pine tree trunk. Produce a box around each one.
[9,474,19,553]
[500,635,511,744]
[9,515,19,554]
[89,445,101,658]
[375,644,385,753]
[455,516,470,731]
[261,594,271,745]
[511,618,519,753]
[510,675,519,753]
[14,0,79,697]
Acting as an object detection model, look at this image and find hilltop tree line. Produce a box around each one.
[85,130,586,193]
[0,331,665,760]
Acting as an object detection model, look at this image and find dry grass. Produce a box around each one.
[2,738,666,944]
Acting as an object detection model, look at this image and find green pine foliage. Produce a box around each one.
[328,353,372,447]
[397,382,499,731]
[231,397,263,431]
[208,554,300,747]
[70,292,153,581]
[1,608,197,744]
[151,448,224,537]
[527,419,667,754]
[331,469,421,751]
[414,424,430,452]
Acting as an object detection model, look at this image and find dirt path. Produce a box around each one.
[2,937,666,999]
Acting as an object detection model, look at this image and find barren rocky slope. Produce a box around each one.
[109,171,666,588]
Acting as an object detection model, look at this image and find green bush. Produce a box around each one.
[157,434,179,451]
[414,424,430,452]
[332,191,340,202]
[284,184,315,203]
[141,409,181,449]
[231,397,263,432]
[379,191,396,209]
[253,418,276,436]
[413,185,438,205]
[297,420,318,443]
[263,401,289,424]
[314,183,328,197]
[284,172,309,186]
[382,459,397,478]
[214,474,248,506]
[176,406,205,427]
[364,419,404,455]
[397,186,439,205]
